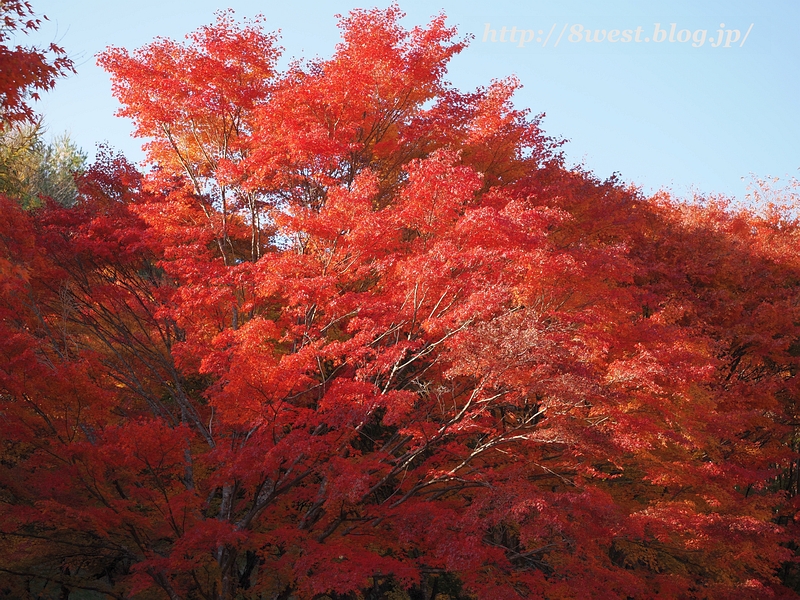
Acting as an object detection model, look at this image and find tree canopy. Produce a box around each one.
[1,5,800,600]
[0,0,73,128]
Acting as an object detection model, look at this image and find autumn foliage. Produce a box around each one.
[2,4,800,599]
[0,0,73,127]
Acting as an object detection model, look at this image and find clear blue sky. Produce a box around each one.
[23,0,800,200]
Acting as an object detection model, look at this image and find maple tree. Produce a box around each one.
[97,10,278,263]
[0,1,78,210]
[2,4,800,600]
[0,0,73,128]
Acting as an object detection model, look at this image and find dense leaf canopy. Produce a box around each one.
[2,4,800,599]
